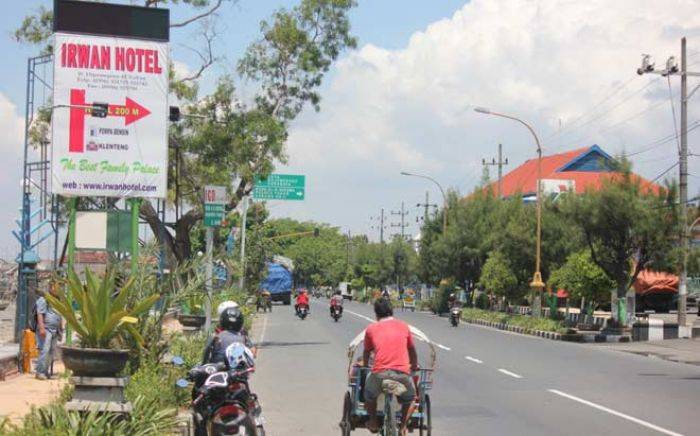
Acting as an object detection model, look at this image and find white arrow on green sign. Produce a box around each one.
[253,174,305,201]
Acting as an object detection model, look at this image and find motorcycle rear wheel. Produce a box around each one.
[208,413,258,435]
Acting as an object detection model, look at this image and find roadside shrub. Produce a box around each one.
[430,282,454,314]
[475,293,490,310]
[461,308,565,333]
[126,332,208,410]
[1,396,177,436]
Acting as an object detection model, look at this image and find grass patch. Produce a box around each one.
[461,308,566,334]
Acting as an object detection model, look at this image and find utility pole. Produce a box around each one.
[482,143,509,198]
[238,196,249,291]
[391,201,409,240]
[416,191,438,226]
[680,38,689,327]
[637,38,698,328]
[370,208,387,243]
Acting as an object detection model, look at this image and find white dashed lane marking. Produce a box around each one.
[498,368,523,379]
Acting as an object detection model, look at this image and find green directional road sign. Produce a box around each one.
[204,185,227,227]
[253,174,305,201]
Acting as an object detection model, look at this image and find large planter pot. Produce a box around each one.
[178,314,206,328]
[60,346,129,377]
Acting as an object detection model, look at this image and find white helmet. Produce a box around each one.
[225,342,256,371]
[217,300,239,317]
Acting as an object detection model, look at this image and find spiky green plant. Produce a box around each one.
[45,268,160,349]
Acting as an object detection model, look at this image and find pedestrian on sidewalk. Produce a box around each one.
[35,281,62,380]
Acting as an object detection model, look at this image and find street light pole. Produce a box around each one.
[474,107,545,317]
[400,172,448,233]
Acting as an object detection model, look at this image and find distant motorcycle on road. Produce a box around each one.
[331,305,343,322]
[450,306,461,327]
[296,304,310,320]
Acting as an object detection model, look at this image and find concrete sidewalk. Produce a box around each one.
[593,338,700,366]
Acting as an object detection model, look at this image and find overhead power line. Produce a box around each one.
[651,162,679,183]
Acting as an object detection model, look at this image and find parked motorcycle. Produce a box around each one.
[173,355,265,435]
[450,307,461,327]
[331,305,342,322]
[296,304,310,320]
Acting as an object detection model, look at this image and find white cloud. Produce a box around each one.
[172,59,193,81]
[270,0,700,237]
[0,93,26,258]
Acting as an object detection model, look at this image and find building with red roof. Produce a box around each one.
[489,145,659,200]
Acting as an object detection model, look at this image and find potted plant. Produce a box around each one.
[45,268,160,377]
[177,293,206,328]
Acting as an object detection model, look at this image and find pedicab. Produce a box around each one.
[401,290,416,312]
[340,325,435,436]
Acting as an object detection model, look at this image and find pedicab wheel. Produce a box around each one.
[341,392,352,435]
[419,395,431,436]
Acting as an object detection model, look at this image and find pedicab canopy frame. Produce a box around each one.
[346,325,437,372]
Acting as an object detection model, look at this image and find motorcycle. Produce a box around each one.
[296,304,309,320]
[173,357,265,436]
[331,304,342,322]
[256,294,272,313]
[450,307,461,327]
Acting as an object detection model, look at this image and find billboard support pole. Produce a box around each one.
[130,198,141,275]
[65,197,77,346]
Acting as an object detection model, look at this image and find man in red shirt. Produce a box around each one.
[362,298,418,434]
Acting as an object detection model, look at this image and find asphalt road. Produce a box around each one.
[253,299,699,436]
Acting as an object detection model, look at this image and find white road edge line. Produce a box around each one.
[257,312,269,346]
[498,368,523,379]
[346,310,451,351]
[465,356,483,364]
[548,389,683,436]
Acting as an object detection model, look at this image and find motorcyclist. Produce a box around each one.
[217,300,239,317]
[447,292,457,308]
[202,306,257,364]
[330,290,344,316]
[295,289,310,315]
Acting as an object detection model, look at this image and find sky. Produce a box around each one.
[1,0,699,260]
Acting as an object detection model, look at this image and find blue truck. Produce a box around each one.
[260,261,293,305]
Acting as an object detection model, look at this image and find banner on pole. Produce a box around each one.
[51,32,169,198]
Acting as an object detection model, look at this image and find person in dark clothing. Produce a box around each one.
[202,306,256,364]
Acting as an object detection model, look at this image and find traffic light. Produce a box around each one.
[91,102,108,118]
[169,106,181,122]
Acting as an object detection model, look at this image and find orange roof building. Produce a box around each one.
[489,145,659,199]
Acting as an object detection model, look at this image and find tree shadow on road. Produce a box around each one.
[258,341,330,348]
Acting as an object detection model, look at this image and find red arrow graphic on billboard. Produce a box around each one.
[108,98,151,125]
[68,89,151,153]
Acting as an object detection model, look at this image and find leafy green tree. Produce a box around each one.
[561,170,679,325]
[548,250,615,312]
[478,251,519,305]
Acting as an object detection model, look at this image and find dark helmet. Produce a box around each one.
[220,306,244,332]
[335,290,341,295]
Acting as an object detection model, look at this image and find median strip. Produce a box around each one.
[548,389,683,436]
